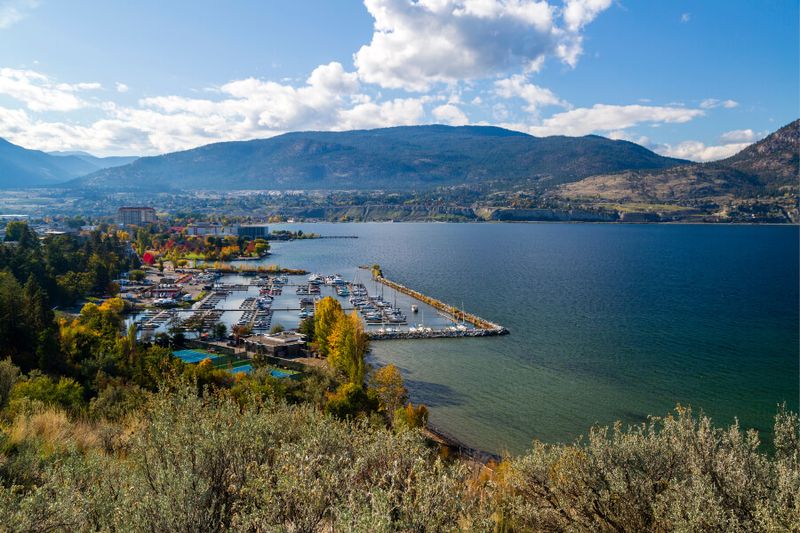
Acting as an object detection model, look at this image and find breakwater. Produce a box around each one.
[371,273,508,336]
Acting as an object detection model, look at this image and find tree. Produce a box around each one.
[393,402,429,431]
[270,324,285,334]
[312,297,343,358]
[328,311,369,386]
[213,322,228,339]
[9,372,85,414]
[3,221,35,242]
[297,317,315,343]
[369,364,408,418]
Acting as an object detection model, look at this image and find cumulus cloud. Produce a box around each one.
[652,128,766,162]
[655,140,751,162]
[0,0,37,29]
[432,103,469,125]
[338,97,427,130]
[522,104,704,136]
[115,82,129,93]
[494,74,568,114]
[354,0,611,91]
[0,63,427,154]
[0,67,100,111]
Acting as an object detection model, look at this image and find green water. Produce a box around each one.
[259,223,799,454]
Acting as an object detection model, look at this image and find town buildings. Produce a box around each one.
[116,207,157,226]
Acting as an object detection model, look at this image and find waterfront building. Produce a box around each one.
[116,207,157,226]
[237,224,269,239]
[244,331,306,358]
[186,223,238,237]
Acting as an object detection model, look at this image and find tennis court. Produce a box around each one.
[172,349,219,364]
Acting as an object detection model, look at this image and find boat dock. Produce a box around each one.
[366,272,509,339]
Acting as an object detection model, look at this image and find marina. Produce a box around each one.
[130,266,508,342]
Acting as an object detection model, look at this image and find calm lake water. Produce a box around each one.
[258,223,798,454]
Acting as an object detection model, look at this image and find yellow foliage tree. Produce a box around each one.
[313,297,344,358]
[98,297,125,315]
[393,402,429,431]
[369,364,408,416]
[328,310,369,386]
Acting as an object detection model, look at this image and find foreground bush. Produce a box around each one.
[492,406,800,532]
[0,387,797,532]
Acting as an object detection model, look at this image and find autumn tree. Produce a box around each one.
[393,402,429,431]
[369,364,408,418]
[312,297,344,358]
[328,310,369,386]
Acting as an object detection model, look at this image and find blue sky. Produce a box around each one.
[0,0,796,159]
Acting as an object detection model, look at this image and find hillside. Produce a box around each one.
[720,119,799,189]
[71,125,687,191]
[557,120,799,204]
[0,139,138,188]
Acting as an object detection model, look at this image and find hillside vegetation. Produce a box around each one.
[557,120,799,204]
[0,380,797,532]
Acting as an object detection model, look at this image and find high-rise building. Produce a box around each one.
[116,207,157,226]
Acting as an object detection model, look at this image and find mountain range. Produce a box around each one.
[70,125,687,191]
[0,139,137,188]
[0,122,796,207]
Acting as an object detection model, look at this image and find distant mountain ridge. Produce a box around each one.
[0,139,138,188]
[49,151,139,170]
[70,125,688,192]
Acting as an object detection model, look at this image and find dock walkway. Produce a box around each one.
[370,273,508,338]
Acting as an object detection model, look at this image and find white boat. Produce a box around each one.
[411,304,418,313]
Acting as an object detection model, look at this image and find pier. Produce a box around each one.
[368,272,509,338]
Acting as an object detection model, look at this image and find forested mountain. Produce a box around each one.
[70,125,688,191]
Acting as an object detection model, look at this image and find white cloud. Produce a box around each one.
[354,0,610,91]
[0,63,428,155]
[655,140,751,162]
[115,82,129,93]
[0,0,37,29]
[338,97,427,130]
[432,103,469,125]
[0,67,100,111]
[522,104,704,136]
[720,128,761,143]
[562,0,612,32]
[494,74,568,114]
[492,103,510,121]
[700,98,739,109]
[680,12,690,23]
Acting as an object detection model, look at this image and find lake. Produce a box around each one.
[249,222,799,454]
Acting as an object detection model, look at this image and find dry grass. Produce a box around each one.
[6,408,133,455]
